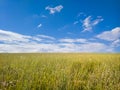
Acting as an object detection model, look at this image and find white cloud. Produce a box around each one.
[112,39,120,47]
[82,16,92,31]
[82,16,103,32]
[59,38,87,43]
[41,15,47,18]
[96,27,120,48]
[37,24,42,28]
[32,37,42,42]
[0,29,54,44]
[0,42,113,53]
[0,29,115,53]
[73,21,79,25]
[0,29,31,43]
[77,12,86,17]
[45,5,63,14]
[96,27,120,41]
[36,35,55,40]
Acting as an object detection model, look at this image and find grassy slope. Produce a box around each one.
[0,53,120,90]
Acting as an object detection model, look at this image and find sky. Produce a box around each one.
[0,0,120,53]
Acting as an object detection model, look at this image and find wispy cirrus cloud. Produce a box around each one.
[36,35,55,40]
[77,12,86,17]
[82,16,103,32]
[37,23,42,28]
[41,15,47,18]
[45,5,63,14]
[73,21,79,25]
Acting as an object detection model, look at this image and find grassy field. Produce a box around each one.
[0,53,120,90]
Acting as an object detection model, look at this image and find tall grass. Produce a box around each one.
[0,53,120,90]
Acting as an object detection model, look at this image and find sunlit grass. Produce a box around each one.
[0,53,120,90]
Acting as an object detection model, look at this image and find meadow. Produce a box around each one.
[0,53,120,90]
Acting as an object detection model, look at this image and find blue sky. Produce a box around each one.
[0,0,120,52]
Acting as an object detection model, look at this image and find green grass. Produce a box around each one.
[0,53,120,90]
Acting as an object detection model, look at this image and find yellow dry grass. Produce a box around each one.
[0,53,120,90]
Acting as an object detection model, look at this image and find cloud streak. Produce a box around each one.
[37,24,42,28]
[82,16,103,32]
